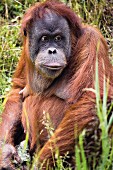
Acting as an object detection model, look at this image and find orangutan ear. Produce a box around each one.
[23,29,27,36]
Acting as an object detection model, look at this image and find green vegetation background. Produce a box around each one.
[0,0,113,169]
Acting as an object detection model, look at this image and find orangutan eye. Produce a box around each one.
[54,35,62,42]
[41,36,49,42]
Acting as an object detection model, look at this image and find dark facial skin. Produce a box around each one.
[28,10,71,92]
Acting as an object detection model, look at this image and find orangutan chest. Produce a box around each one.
[22,95,66,147]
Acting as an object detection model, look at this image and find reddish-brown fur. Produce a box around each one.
[0,0,113,169]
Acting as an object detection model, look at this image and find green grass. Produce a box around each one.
[95,57,113,170]
[0,18,21,111]
[0,0,113,169]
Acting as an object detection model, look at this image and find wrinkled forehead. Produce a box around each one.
[30,10,70,34]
